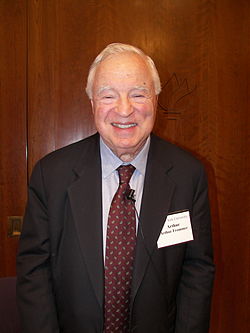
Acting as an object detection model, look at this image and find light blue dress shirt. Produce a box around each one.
[100,136,150,258]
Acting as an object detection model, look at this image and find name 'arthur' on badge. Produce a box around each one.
[157,211,194,248]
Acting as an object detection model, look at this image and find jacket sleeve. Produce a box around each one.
[175,165,215,333]
[16,161,59,333]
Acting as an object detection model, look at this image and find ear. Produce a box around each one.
[154,94,158,108]
[90,99,94,113]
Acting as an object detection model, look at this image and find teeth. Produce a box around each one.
[112,123,136,129]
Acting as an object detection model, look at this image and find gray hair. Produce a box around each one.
[85,42,161,99]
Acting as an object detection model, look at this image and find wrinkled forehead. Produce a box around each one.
[93,52,154,89]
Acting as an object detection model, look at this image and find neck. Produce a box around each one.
[115,140,148,162]
[118,153,135,162]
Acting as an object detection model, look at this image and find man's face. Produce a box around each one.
[91,52,158,161]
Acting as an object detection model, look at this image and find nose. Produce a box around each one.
[116,96,133,117]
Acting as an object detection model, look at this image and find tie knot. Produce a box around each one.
[117,164,135,185]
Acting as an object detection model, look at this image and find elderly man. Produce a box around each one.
[17,43,215,333]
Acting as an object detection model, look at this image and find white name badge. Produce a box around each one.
[157,211,194,248]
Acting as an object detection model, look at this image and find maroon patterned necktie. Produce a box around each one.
[104,164,136,333]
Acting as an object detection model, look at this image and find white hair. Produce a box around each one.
[85,42,161,99]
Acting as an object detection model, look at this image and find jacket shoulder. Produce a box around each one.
[29,133,100,188]
[40,132,99,166]
[150,134,204,171]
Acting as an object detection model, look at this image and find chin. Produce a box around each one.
[116,140,137,150]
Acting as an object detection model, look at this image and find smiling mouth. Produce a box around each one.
[111,123,137,129]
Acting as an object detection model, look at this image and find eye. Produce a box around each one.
[99,94,117,104]
[102,95,114,99]
[133,94,145,98]
[130,89,150,101]
[131,93,146,99]
[100,94,115,101]
[130,93,147,103]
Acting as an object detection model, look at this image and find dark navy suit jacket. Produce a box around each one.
[17,133,215,333]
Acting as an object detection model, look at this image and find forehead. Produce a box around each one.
[93,52,153,89]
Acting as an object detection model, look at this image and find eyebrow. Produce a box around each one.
[132,86,150,91]
[96,86,113,95]
[95,85,151,96]
[130,87,151,95]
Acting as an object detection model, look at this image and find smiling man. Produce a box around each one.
[89,50,158,162]
[17,43,215,333]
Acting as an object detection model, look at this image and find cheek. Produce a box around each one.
[137,103,156,120]
[93,108,118,134]
[93,106,109,123]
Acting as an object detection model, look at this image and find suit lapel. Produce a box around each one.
[65,134,176,309]
[67,134,104,308]
[131,135,176,302]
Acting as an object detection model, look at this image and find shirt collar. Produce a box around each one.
[100,136,150,179]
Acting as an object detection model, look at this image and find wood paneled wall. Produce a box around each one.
[27,0,96,174]
[1,1,249,332]
[0,0,27,276]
